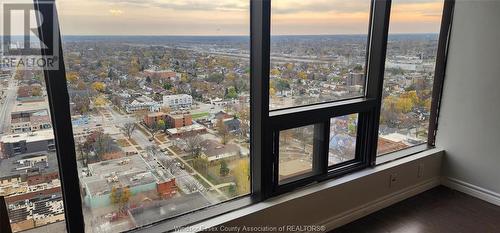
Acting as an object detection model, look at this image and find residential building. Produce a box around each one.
[162,94,193,109]
[165,112,192,129]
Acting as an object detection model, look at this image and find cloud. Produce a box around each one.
[272,0,370,14]
[109,9,124,16]
[103,0,248,12]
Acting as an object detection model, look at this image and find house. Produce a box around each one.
[200,139,241,162]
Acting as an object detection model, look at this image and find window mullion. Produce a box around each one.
[364,0,392,166]
[250,0,272,201]
[34,0,86,232]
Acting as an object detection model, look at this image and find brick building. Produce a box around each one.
[165,113,192,129]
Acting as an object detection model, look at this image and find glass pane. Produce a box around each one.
[329,114,358,166]
[270,0,371,110]
[57,0,250,231]
[378,0,444,155]
[0,2,67,232]
[278,125,315,184]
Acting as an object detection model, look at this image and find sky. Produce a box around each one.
[2,0,444,36]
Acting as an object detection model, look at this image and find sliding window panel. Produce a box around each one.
[269,0,372,110]
[378,0,445,156]
[56,0,251,232]
[278,124,321,185]
[329,114,358,166]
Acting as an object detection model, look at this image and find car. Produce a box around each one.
[96,124,102,126]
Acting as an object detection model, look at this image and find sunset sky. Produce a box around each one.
[4,0,444,36]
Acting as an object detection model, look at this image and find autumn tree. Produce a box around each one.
[110,185,131,211]
[156,119,166,132]
[66,71,79,85]
[128,57,141,76]
[93,95,107,107]
[216,118,230,145]
[233,159,250,194]
[91,81,106,92]
[238,107,250,139]
[31,86,42,96]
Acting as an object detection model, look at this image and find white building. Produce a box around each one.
[125,100,161,113]
[162,94,193,109]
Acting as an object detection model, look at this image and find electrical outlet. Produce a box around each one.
[389,173,398,188]
[418,163,425,178]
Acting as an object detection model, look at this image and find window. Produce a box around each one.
[377,0,445,156]
[269,0,372,110]
[0,0,454,232]
[329,114,358,166]
[278,124,317,184]
[0,5,67,231]
[56,0,251,232]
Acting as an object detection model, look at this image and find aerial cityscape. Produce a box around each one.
[0,32,439,232]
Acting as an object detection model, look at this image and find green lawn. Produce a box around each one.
[191,112,209,119]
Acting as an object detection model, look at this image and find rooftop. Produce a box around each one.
[1,129,54,143]
[0,152,58,179]
[84,170,158,197]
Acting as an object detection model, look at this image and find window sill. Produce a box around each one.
[145,147,443,233]
[376,144,431,165]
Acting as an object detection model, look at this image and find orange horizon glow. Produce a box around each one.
[2,0,445,36]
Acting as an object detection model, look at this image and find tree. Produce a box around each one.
[128,57,141,76]
[66,71,79,84]
[31,86,42,96]
[216,118,230,145]
[225,87,238,99]
[233,159,250,194]
[91,82,106,92]
[86,130,115,160]
[185,134,203,157]
[94,95,107,107]
[110,185,131,211]
[219,160,230,177]
[238,107,250,139]
[395,97,413,113]
[73,95,91,114]
[157,119,166,132]
[123,123,136,140]
[297,71,308,80]
[192,156,209,176]
[208,73,224,84]
[274,78,291,94]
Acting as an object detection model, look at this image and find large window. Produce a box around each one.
[269,0,371,110]
[0,5,67,231]
[56,0,250,232]
[377,0,445,156]
[0,0,454,232]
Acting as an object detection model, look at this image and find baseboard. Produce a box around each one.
[441,177,500,206]
[314,177,441,232]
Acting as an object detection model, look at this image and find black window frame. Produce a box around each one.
[2,0,454,233]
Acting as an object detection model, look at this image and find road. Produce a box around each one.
[104,103,228,199]
[0,73,18,135]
